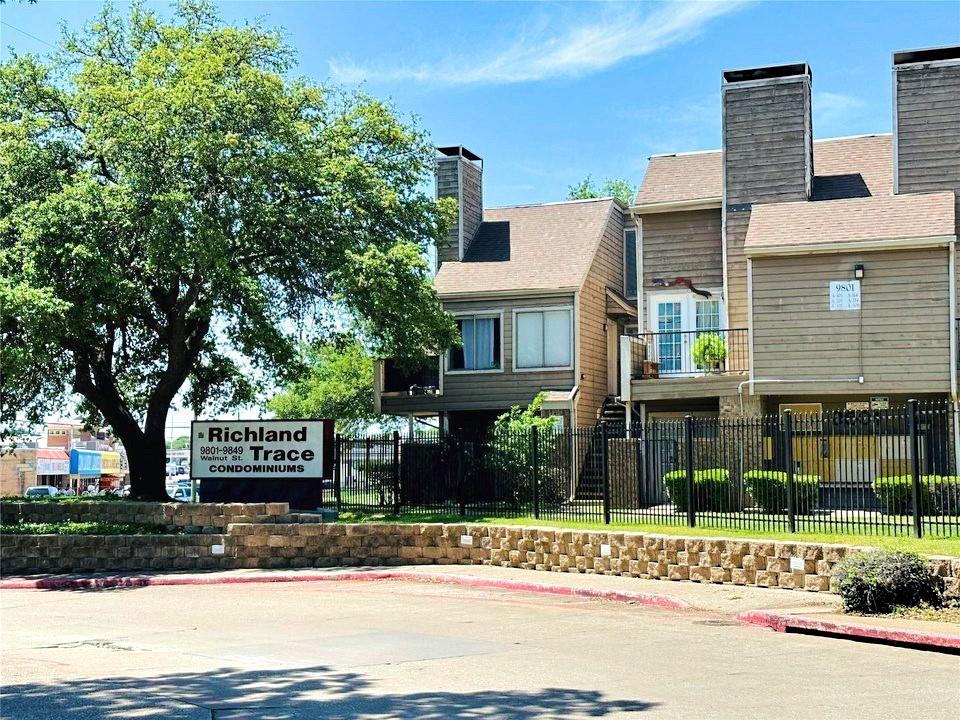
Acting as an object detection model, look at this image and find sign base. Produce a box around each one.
[198,478,328,510]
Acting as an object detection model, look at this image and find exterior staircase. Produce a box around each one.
[575,397,630,500]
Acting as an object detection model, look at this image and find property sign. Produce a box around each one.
[870,396,890,410]
[845,401,870,411]
[190,420,334,480]
[829,280,861,311]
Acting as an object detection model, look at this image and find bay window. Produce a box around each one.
[515,308,573,370]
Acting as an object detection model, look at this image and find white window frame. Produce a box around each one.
[512,305,575,373]
[623,227,639,300]
[645,289,725,333]
[445,310,505,375]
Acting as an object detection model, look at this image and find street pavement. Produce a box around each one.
[1,578,958,719]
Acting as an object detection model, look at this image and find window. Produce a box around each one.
[448,315,501,371]
[515,308,572,370]
[695,299,721,333]
[624,228,638,299]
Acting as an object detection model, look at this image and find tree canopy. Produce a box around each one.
[0,1,458,497]
[567,176,635,205]
[267,337,395,435]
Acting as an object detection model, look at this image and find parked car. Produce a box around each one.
[59,488,76,497]
[24,485,58,498]
[176,465,188,475]
[165,463,180,477]
[170,486,194,502]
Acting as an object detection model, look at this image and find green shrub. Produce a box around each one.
[928,475,960,517]
[744,470,820,514]
[663,468,737,512]
[691,333,727,370]
[832,550,944,614]
[488,393,562,506]
[0,521,175,535]
[358,459,396,507]
[872,475,937,515]
[0,493,127,504]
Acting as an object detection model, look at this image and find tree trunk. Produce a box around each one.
[124,427,171,501]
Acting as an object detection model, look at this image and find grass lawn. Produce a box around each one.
[335,509,960,557]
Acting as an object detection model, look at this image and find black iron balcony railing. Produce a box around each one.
[382,357,441,395]
[625,328,749,379]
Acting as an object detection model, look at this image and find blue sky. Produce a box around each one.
[3,0,958,208]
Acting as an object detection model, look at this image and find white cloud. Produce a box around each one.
[329,1,746,86]
[814,91,867,133]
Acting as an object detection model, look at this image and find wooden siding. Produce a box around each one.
[751,249,951,396]
[576,205,625,427]
[435,156,483,266]
[723,76,812,333]
[641,209,723,329]
[380,294,576,415]
[459,159,483,257]
[436,158,461,265]
[724,209,752,330]
[895,61,960,318]
[895,62,960,201]
[722,78,812,205]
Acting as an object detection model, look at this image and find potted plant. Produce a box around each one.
[692,332,727,373]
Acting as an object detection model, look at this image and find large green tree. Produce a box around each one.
[268,337,394,435]
[0,1,457,499]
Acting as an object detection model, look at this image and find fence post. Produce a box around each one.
[457,437,466,517]
[784,410,796,533]
[601,422,611,525]
[392,431,401,515]
[684,415,695,528]
[907,399,923,538]
[333,433,342,512]
[531,427,541,520]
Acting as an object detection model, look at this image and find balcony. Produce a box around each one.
[620,329,749,401]
[381,357,441,396]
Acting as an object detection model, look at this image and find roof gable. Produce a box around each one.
[433,198,616,296]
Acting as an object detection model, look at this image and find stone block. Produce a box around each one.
[731,568,755,585]
[710,567,731,584]
[823,545,847,563]
[668,564,689,581]
[766,557,789,573]
[805,575,830,592]
[720,551,742,570]
[778,571,804,589]
[774,543,796,559]
[647,561,668,578]
[755,571,778,587]
[689,566,711,583]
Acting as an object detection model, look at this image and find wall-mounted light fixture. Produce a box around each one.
[853,263,865,279]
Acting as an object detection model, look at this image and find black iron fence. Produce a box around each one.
[625,328,749,379]
[329,400,960,538]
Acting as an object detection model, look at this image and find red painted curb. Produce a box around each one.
[737,610,960,650]
[0,570,692,611]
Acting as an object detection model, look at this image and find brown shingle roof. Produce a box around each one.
[433,198,615,297]
[635,134,893,205]
[744,191,955,255]
[635,151,723,205]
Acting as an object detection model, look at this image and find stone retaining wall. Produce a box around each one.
[1,534,232,575]
[227,524,960,596]
[1,501,292,532]
[2,517,958,596]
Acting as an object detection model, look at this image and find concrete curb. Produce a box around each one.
[738,610,960,651]
[0,570,693,611]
